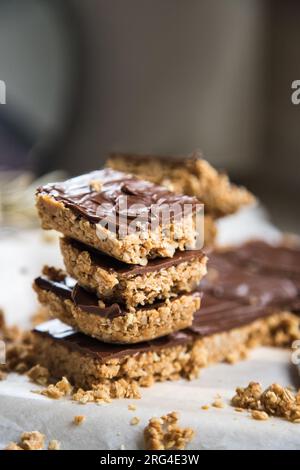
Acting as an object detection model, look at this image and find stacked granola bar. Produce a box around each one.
[32,168,208,384]
[32,159,300,392]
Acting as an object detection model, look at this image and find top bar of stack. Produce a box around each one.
[36,168,202,266]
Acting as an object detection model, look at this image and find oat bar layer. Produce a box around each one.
[106,151,255,218]
[33,272,201,344]
[33,306,300,390]
[36,168,203,265]
[60,238,208,308]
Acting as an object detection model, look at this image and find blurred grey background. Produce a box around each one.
[0,0,299,232]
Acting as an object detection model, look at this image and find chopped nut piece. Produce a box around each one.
[144,411,195,450]
[48,440,60,450]
[73,415,86,425]
[130,417,140,426]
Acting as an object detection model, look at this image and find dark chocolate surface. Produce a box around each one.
[202,251,298,308]
[64,238,206,277]
[229,240,300,277]
[37,168,201,230]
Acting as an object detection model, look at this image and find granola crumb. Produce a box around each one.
[27,364,49,386]
[251,410,269,421]
[144,411,195,450]
[20,431,45,450]
[130,416,140,426]
[0,311,34,376]
[37,377,73,399]
[71,379,141,404]
[212,399,225,408]
[73,415,86,425]
[234,407,244,413]
[201,405,210,410]
[231,382,300,423]
[128,404,137,411]
[48,439,60,450]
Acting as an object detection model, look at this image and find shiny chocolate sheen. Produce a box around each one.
[34,274,202,318]
[189,293,269,336]
[35,275,126,318]
[229,240,300,277]
[36,168,201,228]
[65,238,206,277]
[202,251,298,308]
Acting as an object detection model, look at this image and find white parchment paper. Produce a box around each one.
[0,207,299,450]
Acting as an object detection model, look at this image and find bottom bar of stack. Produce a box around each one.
[32,297,299,391]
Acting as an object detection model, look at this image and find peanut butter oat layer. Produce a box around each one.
[36,168,203,265]
[60,237,207,308]
[106,151,255,218]
[33,269,201,344]
[32,296,300,390]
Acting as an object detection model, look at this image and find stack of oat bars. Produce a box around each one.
[33,167,208,391]
[32,153,300,396]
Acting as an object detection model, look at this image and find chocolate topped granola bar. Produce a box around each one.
[36,168,203,265]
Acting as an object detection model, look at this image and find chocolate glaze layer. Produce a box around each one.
[37,168,201,230]
[228,240,300,277]
[34,274,202,319]
[202,251,298,308]
[63,238,206,277]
